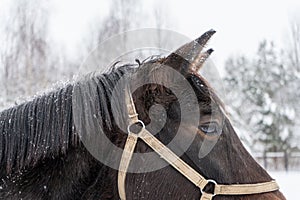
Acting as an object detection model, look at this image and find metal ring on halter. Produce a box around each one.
[201,179,218,197]
[127,120,145,135]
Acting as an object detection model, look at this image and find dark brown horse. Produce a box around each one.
[0,30,285,199]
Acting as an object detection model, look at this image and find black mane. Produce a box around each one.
[0,84,74,174]
[0,64,135,175]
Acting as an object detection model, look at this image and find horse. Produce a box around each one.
[0,30,286,200]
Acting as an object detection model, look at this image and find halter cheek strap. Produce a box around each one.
[118,88,279,200]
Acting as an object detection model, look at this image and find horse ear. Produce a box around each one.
[163,29,215,74]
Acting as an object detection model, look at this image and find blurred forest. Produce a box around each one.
[0,0,299,159]
[224,21,300,154]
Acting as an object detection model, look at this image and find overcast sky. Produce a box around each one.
[1,0,300,71]
[50,0,300,70]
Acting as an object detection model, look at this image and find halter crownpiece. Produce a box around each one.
[117,86,279,200]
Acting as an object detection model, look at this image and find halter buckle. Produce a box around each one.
[127,120,145,135]
[200,179,217,198]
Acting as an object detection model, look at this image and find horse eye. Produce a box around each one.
[199,122,220,136]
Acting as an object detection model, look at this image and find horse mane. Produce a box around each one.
[0,57,224,176]
[0,63,128,174]
[0,83,75,174]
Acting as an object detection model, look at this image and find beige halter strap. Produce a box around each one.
[118,88,279,200]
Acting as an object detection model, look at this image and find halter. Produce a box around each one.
[118,87,279,200]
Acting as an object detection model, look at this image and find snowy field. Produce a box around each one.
[270,171,300,199]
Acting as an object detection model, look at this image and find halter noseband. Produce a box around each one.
[118,87,279,200]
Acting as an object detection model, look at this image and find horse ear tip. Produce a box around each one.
[195,29,216,43]
[207,29,216,35]
[207,48,214,55]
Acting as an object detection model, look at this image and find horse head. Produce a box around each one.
[0,30,286,200]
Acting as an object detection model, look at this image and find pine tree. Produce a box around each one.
[224,40,298,153]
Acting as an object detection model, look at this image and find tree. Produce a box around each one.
[224,40,298,153]
[288,20,300,72]
[0,0,72,111]
[0,0,50,108]
[83,0,173,65]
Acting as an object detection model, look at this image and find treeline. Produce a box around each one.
[223,21,300,153]
[0,0,167,110]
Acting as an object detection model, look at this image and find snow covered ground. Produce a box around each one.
[270,171,300,199]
